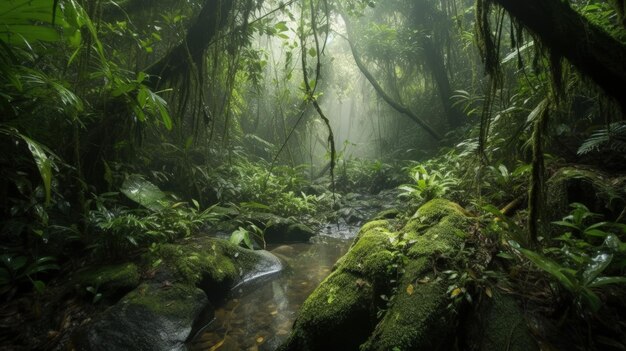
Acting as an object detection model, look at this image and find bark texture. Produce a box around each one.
[492,0,626,112]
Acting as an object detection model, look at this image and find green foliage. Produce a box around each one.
[577,122,626,155]
[398,164,458,203]
[510,203,626,313]
[336,158,402,193]
[87,192,221,258]
[229,224,265,250]
[0,254,58,297]
[205,157,319,217]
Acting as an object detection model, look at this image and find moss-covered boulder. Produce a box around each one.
[148,236,283,300]
[73,237,283,351]
[360,199,469,351]
[546,167,625,224]
[280,220,395,351]
[72,283,209,351]
[282,199,537,351]
[281,200,469,351]
[73,262,140,300]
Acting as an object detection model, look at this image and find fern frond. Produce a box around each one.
[577,122,626,155]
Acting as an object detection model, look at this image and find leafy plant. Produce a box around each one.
[577,122,626,155]
[398,165,457,203]
[0,254,59,298]
[510,240,626,312]
[508,203,626,313]
[229,224,265,250]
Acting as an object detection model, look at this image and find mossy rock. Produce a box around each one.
[74,263,140,300]
[462,292,538,351]
[281,271,379,351]
[280,220,395,351]
[72,283,208,351]
[546,167,625,224]
[361,259,451,351]
[264,219,316,244]
[361,200,470,351]
[281,199,471,351]
[147,236,283,301]
[373,208,400,220]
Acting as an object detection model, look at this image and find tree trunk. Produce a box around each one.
[490,0,626,113]
[422,36,465,127]
[145,0,233,87]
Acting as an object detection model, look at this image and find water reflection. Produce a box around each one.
[188,234,355,351]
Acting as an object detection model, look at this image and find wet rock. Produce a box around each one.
[72,283,208,351]
[264,218,315,244]
[148,237,283,300]
[73,237,283,351]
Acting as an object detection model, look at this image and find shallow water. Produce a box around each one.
[188,229,357,351]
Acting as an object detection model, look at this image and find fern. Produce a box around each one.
[578,122,626,155]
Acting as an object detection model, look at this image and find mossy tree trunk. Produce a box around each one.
[145,0,234,87]
[490,0,626,113]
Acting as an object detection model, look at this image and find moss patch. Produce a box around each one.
[282,271,378,351]
[74,262,140,297]
[123,283,205,319]
[146,236,282,302]
[361,260,451,351]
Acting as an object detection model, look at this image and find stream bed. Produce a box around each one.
[188,225,358,351]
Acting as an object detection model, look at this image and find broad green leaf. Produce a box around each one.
[19,134,54,205]
[120,174,168,211]
[510,241,576,291]
[582,253,612,285]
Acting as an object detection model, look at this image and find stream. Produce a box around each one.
[187,224,359,351]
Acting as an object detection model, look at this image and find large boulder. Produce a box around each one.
[72,283,208,351]
[281,199,538,351]
[73,237,283,350]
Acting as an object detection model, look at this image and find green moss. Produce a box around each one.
[358,219,390,235]
[361,260,450,351]
[282,200,472,351]
[407,216,468,258]
[284,271,377,350]
[124,283,205,318]
[152,239,237,285]
[75,262,140,292]
[339,225,395,279]
[374,209,400,220]
[411,199,468,225]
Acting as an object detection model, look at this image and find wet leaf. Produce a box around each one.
[120,175,168,211]
[485,287,493,298]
